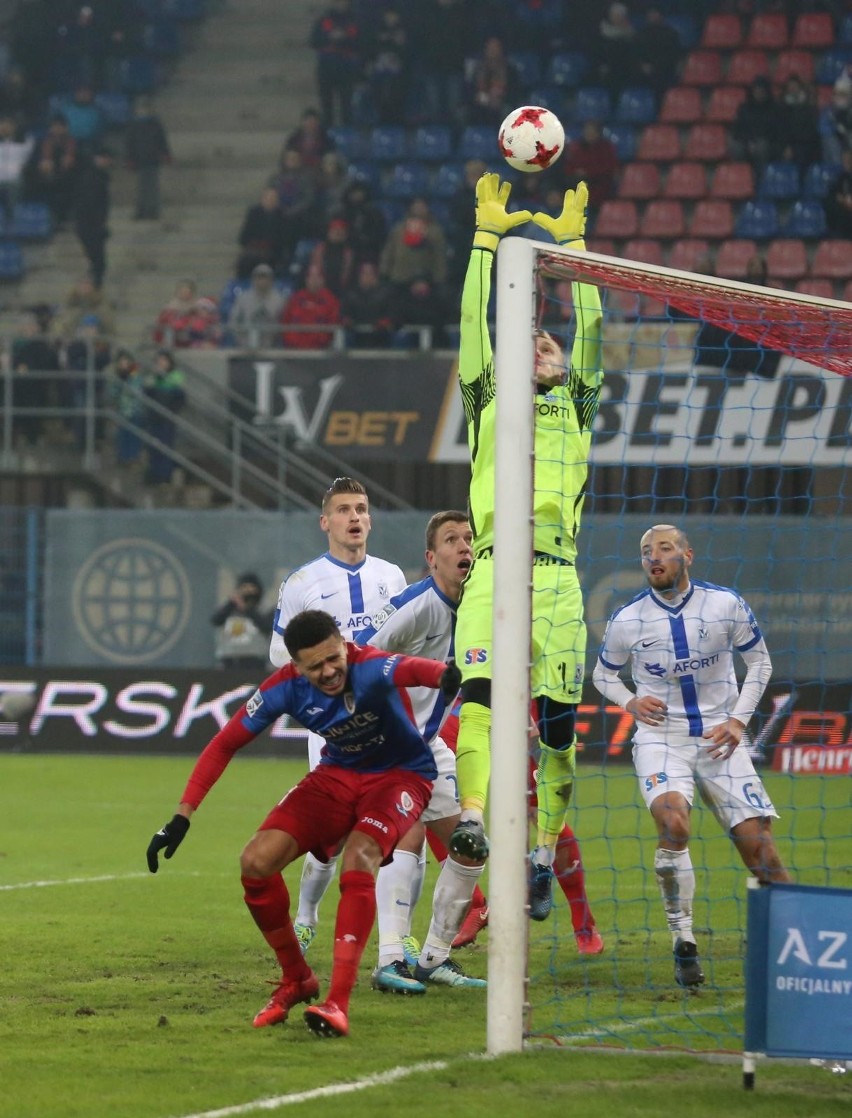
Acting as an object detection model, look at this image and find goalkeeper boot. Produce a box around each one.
[674,939,705,988]
[371,960,426,996]
[452,899,489,949]
[575,927,605,956]
[402,934,421,968]
[294,922,316,954]
[528,860,554,922]
[304,1000,349,1038]
[448,819,489,860]
[252,969,319,1028]
[414,957,486,988]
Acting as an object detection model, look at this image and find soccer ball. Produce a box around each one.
[498,106,565,173]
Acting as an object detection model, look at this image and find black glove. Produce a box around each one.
[146,813,190,873]
[439,660,462,703]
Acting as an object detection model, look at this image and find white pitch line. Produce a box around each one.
[0,871,216,891]
[169,1060,450,1118]
[553,998,745,1042]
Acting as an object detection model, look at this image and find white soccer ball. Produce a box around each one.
[498,105,565,173]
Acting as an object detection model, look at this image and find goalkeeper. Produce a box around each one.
[449,173,604,923]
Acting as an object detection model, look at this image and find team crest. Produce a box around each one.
[344,690,356,714]
[698,625,708,640]
[246,689,263,716]
[377,582,389,599]
[396,790,415,818]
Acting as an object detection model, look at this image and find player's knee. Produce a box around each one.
[240,845,274,879]
[538,698,576,751]
[461,677,491,707]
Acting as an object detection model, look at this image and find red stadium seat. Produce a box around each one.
[772,50,816,86]
[681,50,724,87]
[715,238,759,279]
[709,161,755,200]
[795,277,835,299]
[810,239,852,279]
[683,123,728,162]
[689,198,734,239]
[841,279,852,303]
[791,12,835,49]
[726,49,771,85]
[659,86,703,124]
[622,238,665,266]
[746,13,789,50]
[669,238,712,273]
[594,199,639,239]
[766,238,808,281]
[701,13,743,49]
[636,123,681,162]
[664,161,707,199]
[586,238,616,257]
[618,162,662,200]
[704,84,747,123]
[639,200,685,239]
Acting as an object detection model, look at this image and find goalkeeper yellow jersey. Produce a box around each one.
[458,245,603,563]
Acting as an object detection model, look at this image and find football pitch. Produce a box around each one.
[2,753,850,1118]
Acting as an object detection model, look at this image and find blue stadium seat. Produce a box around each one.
[143,20,182,55]
[784,200,827,239]
[370,126,408,162]
[8,203,52,240]
[117,55,158,93]
[508,51,542,88]
[734,200,779,239]
[376,199,406,228]
[328,126,363,160]
[667,13,700,50]
[758,161,800,200]
[430,162,465,198]
[95,91,132,126]
[524,85,566,114]
[573,86,612,123]
[815,47,852,86]
[842,13,852,44]
[0,241,24,280]
[347,160,381,190]
[603,123,637,162]
[412,125,453,162]
[218,278,249,322]
[615,87,657,126]
[383,161,431,200]
[457,126,495,161]
[163,0,207,18]
[803,161,842,199]
[349,86,378,126]
[546,52,589,87]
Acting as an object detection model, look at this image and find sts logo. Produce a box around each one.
[463,647,489,667]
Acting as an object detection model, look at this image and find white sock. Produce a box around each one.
[375,849,419,966]
[410,838,427,912]
[419,856,484,968]
[295,852,338,928]
[532,845,555,868]
[654,847,696,946]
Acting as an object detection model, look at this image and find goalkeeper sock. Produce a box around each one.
[654,847,696,945]
[535,739,576,849]
[295,851,338,927]
[456,700,490,813]
[554,825,596,934]
[375,850,418,966]
[241,873,310,978]
[328,870,376,1014]
[420,856,484,963]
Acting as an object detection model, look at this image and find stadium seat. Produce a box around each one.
[704,84,746,124]
[0,240,24,280]
[604,286,642,320]
[615,87,657,125]
[842,13,852,45]
[815,48,852,87]
[636,123,681,162]
[574,86,612,123]
[700,13,742,49]
[430,162,465,198]
[842,279,852,302]
[784,200,827,239]
[709,161,755,200]
[95,91,131,126]
[772,50,816,86]
[546,52,589,87]
[593,199,639,239]
[603,123,637,161]
[746,13,789,50]
[116,55,157,93]
[734,199,780,239]
[8,202,52,240]
[659,86,703,125]
[726,49,771,85]
[680,50,724,86]
[668,13,700,51]
[758,161,801,200]
[375,199,406,228]
[791,12,835,50]
[795,277,835,298]
[347,160,381,189]
[457,125,494,161]
[683,123,727,162]
[383,161,431,199]
[217,278,249,322]
[663,161,707,199]
[639,200,685,239]
[803,161,841,199]
[618,162,661,200]
[370,126,408,162]
[766,238,808,281]
[349,85,378,126]
[689,198,734,239]
[508,51,542,87]
[668,238,712,273]
[622,238,664,266]
[715,238,759,279]
[586,238,616,257]
[413,125,453,162]
[524,85,565,114]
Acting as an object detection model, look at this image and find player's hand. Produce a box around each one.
[702,719,744,760]
[439,659,462,703]
[531,181,589,246]
[473,173,532,252]
[626,694,667,726]
[146,813,190,873]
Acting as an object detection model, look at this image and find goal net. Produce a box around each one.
[487,236,852,1056]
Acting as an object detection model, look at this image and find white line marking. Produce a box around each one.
[0,871,215,891]
[169,1060,450,1118]
[552,998,745,1042]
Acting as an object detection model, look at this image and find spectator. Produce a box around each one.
[387,276,449,348]
[464,35,522,126]
[145,349,187,485]
[284,107,335,176]
[228,263,289,348]
[314,150,351,230]
[27,113,77,224]
[236,186,289,279]
[0,67,39,134]
[280,263,341,349]
[0,114,34,213]
[154,279,220,349]
[271,148,316,256]
[107,348,147,467]
[65,313,112,448]
[10,307,61,447]
[778,76,821,174]
[731,77,782,169]
[310,0,362,127]
[825,148,852,238]
[592,1,636,95]
[308,216,355,298]
[56,84,104,151]
[821,68,852,166]
[72,144,112,288]
[562,120,619,209]
[54,2,111,89]
[409,0,472,126]
[365,5,410,125]
[125,96,171,221]
[379,196,448,292]
[55,276,115,339]
[340,260,394,348]
[631,5,682,100]
[210,572,273,673]
[338,178,387,266]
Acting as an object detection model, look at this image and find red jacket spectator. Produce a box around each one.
[280,265,341,349]
[562,120,619,208]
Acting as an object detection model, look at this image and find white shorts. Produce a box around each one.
[632,737,778,833]
[421,736,459,824]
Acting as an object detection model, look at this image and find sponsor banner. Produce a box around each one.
[228,353,851,466]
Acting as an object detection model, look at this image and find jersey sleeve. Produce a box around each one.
[569,280,604,429]
[180,711,257,808]
[458,247,494,397]
[269,574,304,667]
[362,600,418,653]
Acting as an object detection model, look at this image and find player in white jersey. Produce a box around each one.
[358,511,487,994]
[593,524,790,988]
[269,477,407,951]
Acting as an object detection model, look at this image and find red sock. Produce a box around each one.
[241,874,309,978]
[554,826,595,934]
[327,869,376,1013]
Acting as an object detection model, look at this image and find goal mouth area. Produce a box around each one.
[535,244,852,380]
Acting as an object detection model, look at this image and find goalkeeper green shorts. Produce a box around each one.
[455,555,586,703]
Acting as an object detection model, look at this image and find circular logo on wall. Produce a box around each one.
[72,538,192,663]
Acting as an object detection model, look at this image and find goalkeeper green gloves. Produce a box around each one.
[473,172,532,252]
[531,180,589,248]
[146,813,190,873]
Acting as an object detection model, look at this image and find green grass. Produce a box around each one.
[1,754,850,1118]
